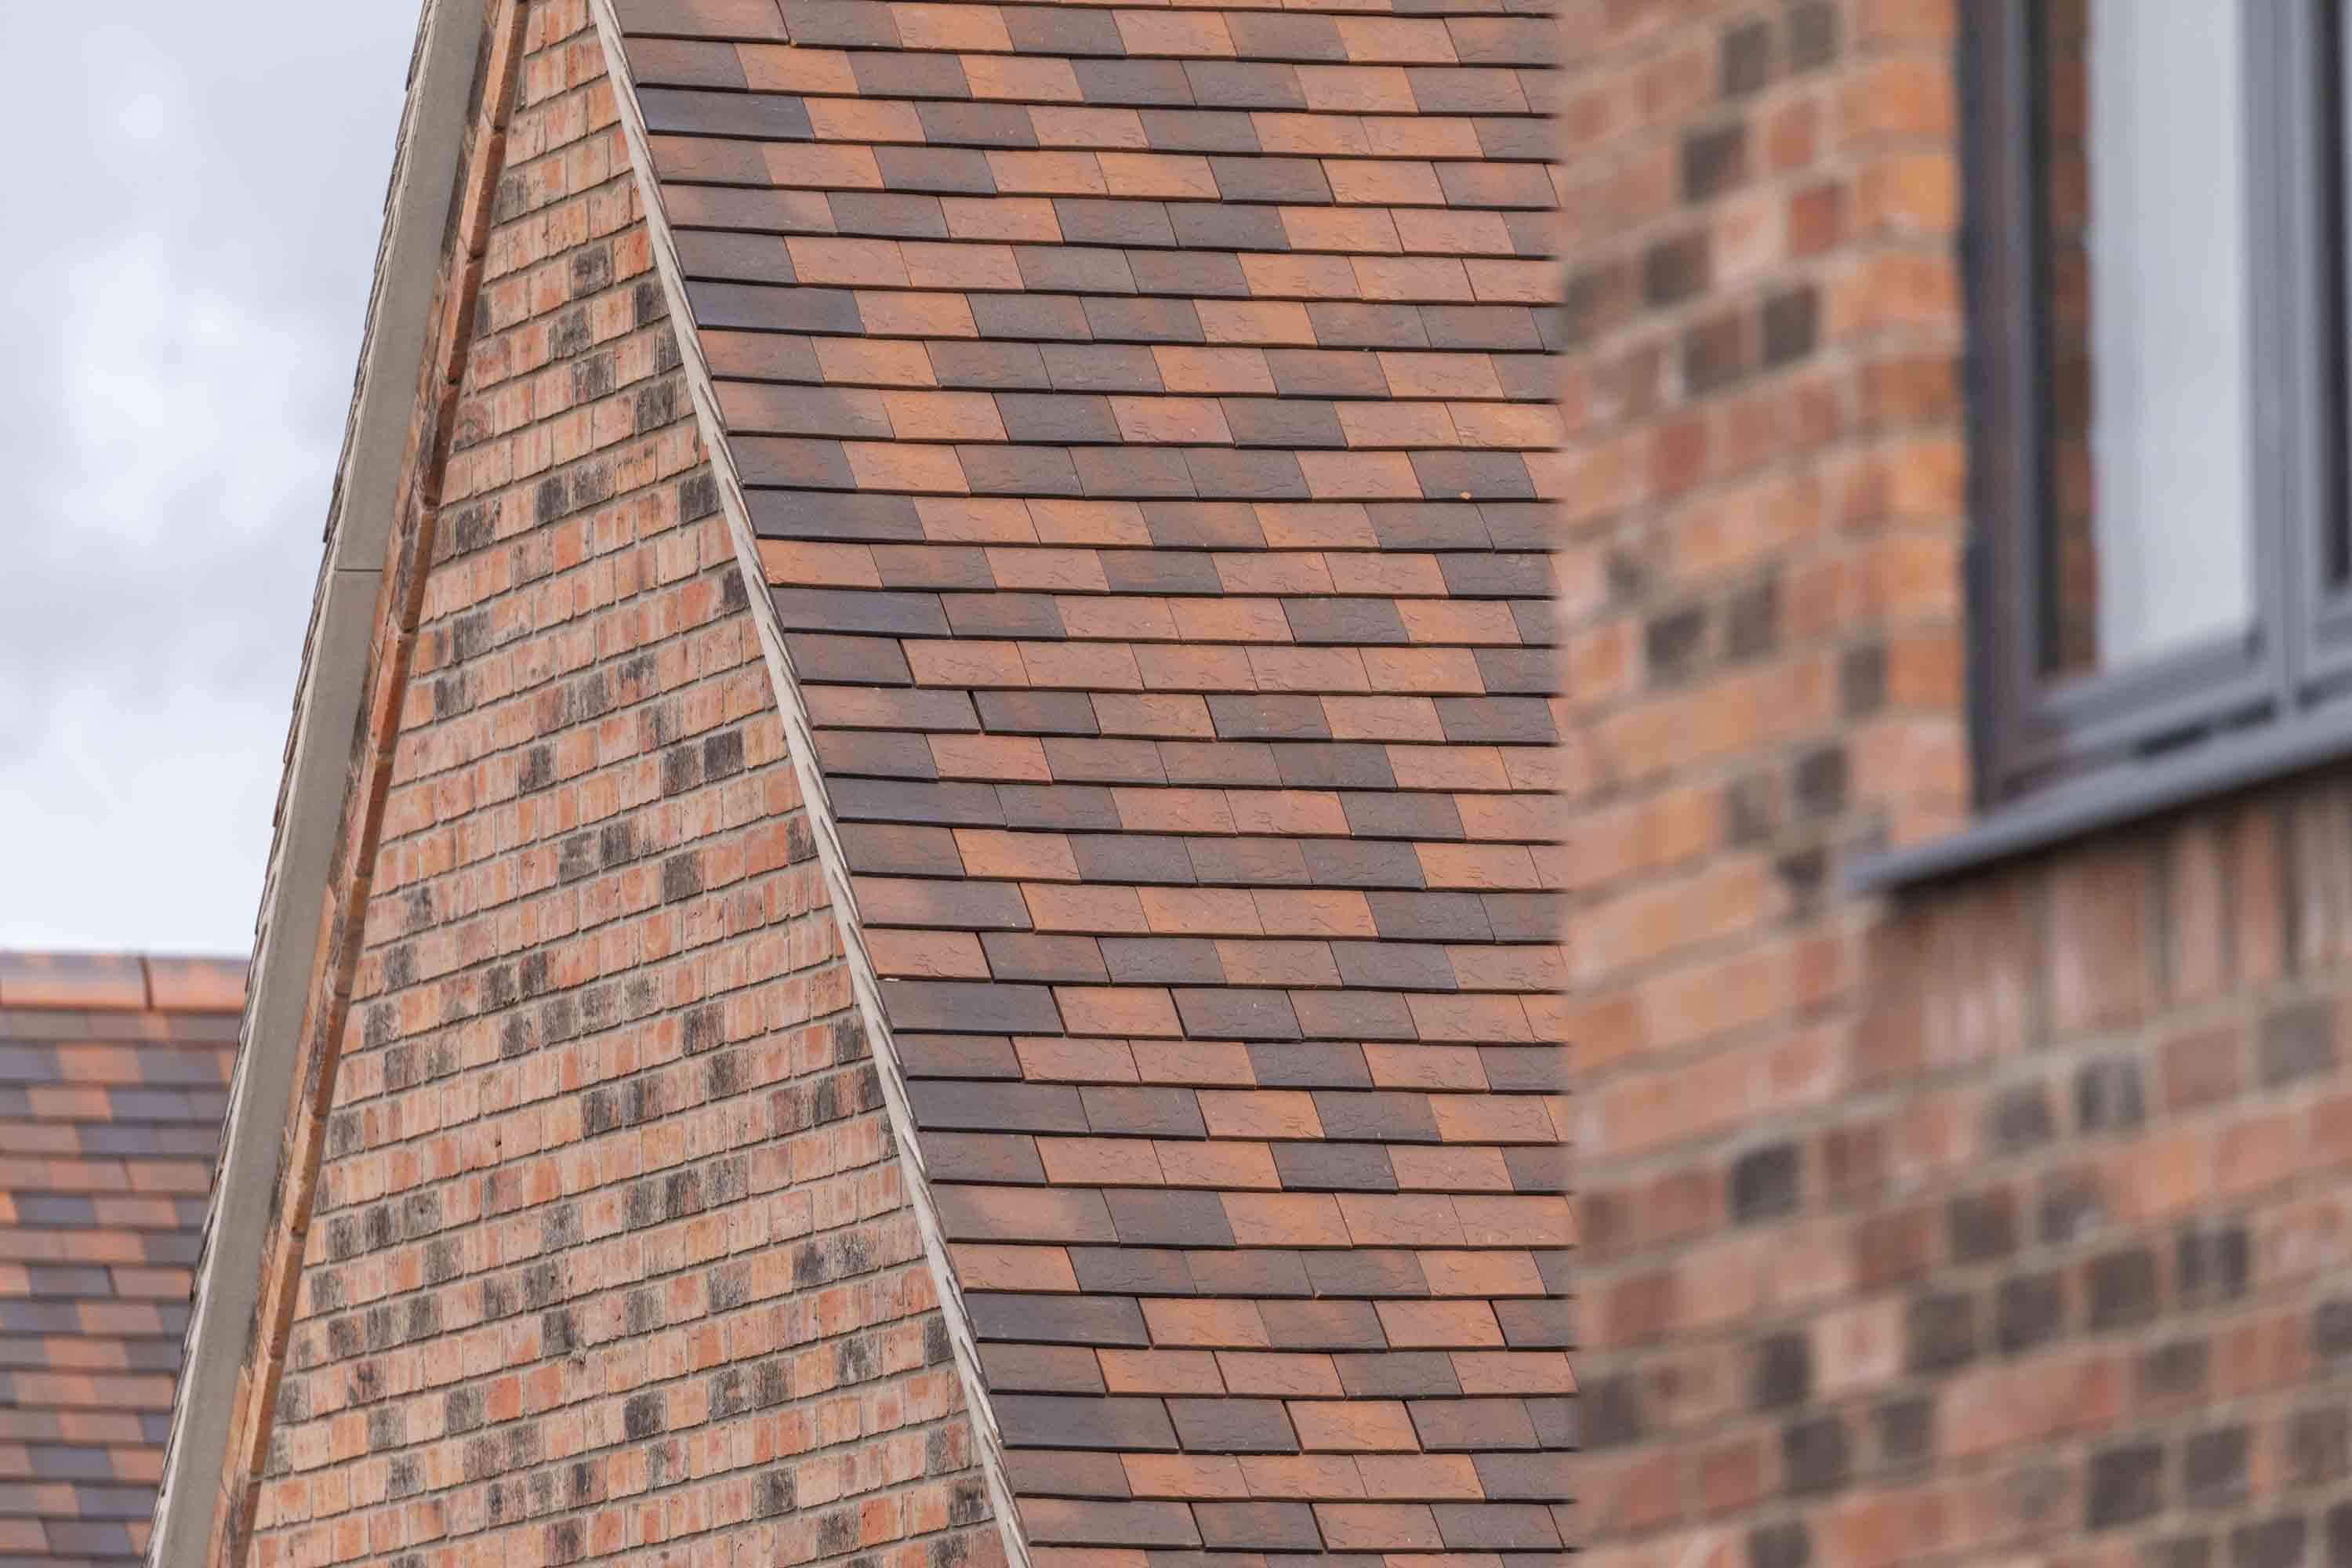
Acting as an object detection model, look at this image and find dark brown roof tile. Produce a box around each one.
[969,1294,1152,1347]
[1272,1144,1399,1194]
[1106,1190,1236,1247]
[911,1080,1087,1133]
[834,775,1009,825]
[1003,7,1125,56]
[1076,1247,1197,1297]
[1083,1085,1209,1138]
[1185,1251,1314,1301]
[1073,59,1196,106]
[996,783,1121,831]
[997,1395,1181,1451]
[1472,1450,1570,1501]
[1167,1398,1301,1455]
[981,932,1112,984]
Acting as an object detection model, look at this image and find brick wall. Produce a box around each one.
[240,9,999,1568]
[1568,3,2352,1566]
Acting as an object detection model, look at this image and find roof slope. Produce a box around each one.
[604,0,1570,1557]
[0,953,243,1567]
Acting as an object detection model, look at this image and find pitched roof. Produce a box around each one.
[148,0,1566,1557]
[0,953,244,1566]
[603,0,1570,1555]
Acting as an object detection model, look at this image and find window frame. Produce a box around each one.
[1963,0,2338,805]
[2295,1,2352,687]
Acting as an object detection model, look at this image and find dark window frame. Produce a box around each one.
[1854,0,2352,888]
[1965,0,2343,800]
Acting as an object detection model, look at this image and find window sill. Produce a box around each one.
[1846,710,2352,893]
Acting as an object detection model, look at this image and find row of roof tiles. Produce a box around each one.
[0,953,245,1016]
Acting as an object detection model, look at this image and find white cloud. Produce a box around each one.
[0,2,418,952]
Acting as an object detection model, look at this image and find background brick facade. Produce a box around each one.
[240,9,999,1568]
[1569,5,2352,1567]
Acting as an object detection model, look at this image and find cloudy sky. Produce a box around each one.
[0,5,419,953]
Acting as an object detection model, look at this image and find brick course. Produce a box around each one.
[241,10,998,1568]
[1569,3,2352,1566]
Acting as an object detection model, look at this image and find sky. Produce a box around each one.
[0,4,419,953]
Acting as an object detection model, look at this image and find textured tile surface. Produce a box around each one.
[614,0,1566,1556]
[0,953,242,1566]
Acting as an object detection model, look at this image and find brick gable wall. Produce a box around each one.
[1569,5,2352,1568]
[240,9,1000,1568]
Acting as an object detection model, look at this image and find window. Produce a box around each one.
[1965,0,2349,806]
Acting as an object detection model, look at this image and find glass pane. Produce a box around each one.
[2041,0,2254,678]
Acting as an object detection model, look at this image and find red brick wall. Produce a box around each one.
[1569,3,2352,1566]
[241,9,999,1568]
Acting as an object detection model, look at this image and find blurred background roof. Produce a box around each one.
[0,949,243,1565]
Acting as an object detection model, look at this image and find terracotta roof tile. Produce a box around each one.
[0,951,241,1566]
[612,0,1563,1548]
